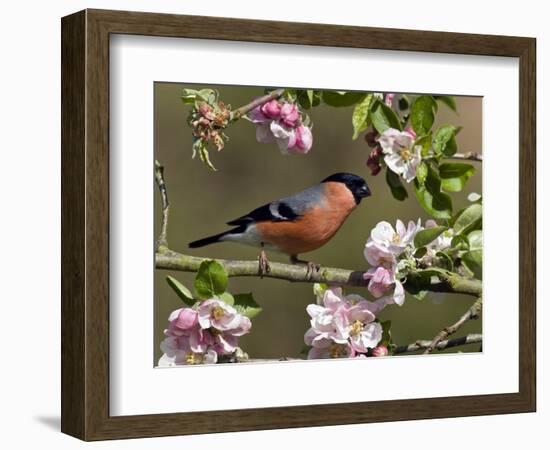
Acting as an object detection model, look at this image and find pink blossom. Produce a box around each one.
[384,93,395,107]
[364,240,396,267]
[404,126,416,139]
[372,345,389,357]
[248,105,270,124]
[270,121,297,152]
[378,128,422,183]
[255,123,275,143]
[307,343,352,359]
[158,299,251,367]
[304,289,385,359]
[363,266,395,298]
[291,125,313,153]
[260,99,282,119]
[167,308,198,334]
[199,299,251,332]
[368,219,421,256]
[280,102,299,127]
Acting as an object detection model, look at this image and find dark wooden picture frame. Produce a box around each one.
[61,9,536,441]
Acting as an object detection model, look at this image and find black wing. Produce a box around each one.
[226,201,300,226]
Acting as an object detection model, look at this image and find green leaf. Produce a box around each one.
[412,290,428,301]
[379,320,393,349]
[433,125,458,157]
[386,168,408,201]
[451,234,470,251]
[416,161,428,184]
[439,163,475,192]
[370,100,403,133]
[411,95,436,135]
[414,247,428,258]
[195,140,217,171]
[233,293,263,318]
[296,89,321,109]
[181,88,215,104]
[414,226,448,248]
[218,292,235,306]
[181,88,201,104]
[454,203,482,235]
[468,230,483,251]
[462,250,482,280]
[352,94,373,139]
[436,251,454,270]
[194,260,228,299]
[413,166,453,219]
[434,95,457,112]
[166,276,195,306]
[415,134,432,157]
[322,91,366,107]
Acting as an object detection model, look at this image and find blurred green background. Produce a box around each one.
[154,83,482,363]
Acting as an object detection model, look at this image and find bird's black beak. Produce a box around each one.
[358,185,371,198]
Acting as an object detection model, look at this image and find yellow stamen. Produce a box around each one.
[349,320,363,336]
[185,352,204,365]
[329,344,347,358]
[212,306,225,321]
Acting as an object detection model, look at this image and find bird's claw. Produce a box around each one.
[291,255,320,280]
[258,249,271,278]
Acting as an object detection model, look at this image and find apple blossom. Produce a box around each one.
[364,219,421,266]
[249,100,313,154]
[378,128,422,183]
[280,102,300,127]
[304,289,385,359]
[293,125,313,153]
[260,99,282,119]
[159,299,251,366]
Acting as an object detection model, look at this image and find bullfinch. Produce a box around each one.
[188,172,371,275]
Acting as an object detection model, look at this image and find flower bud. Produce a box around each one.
[365,130,378,147]
[366,146,383,176]
[280,102,299,127]
[291,125,313,153]
[260,99,282,119]
[372,345,389,357]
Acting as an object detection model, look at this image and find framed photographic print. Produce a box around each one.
[61,9,536,441]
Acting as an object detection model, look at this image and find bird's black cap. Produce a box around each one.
[321,172,371,204]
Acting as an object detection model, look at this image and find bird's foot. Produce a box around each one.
[258,248,271,278]
[290,255,321,279]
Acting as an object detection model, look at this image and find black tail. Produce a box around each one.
[188,231,228,248]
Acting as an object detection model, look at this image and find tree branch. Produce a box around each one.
[448,152,482,162]
[394,333,481,354]
[156,249,481,296]
[154,160,170,251]
[424,297,482,354]
[230,88,285,120]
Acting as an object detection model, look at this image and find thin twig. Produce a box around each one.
[448,152,483,162]
[230,88,285,120]
[154,160,170,250]
[424,297,482,354]
[394,333,482,354]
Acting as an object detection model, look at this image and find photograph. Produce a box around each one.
[154,83,483,366]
